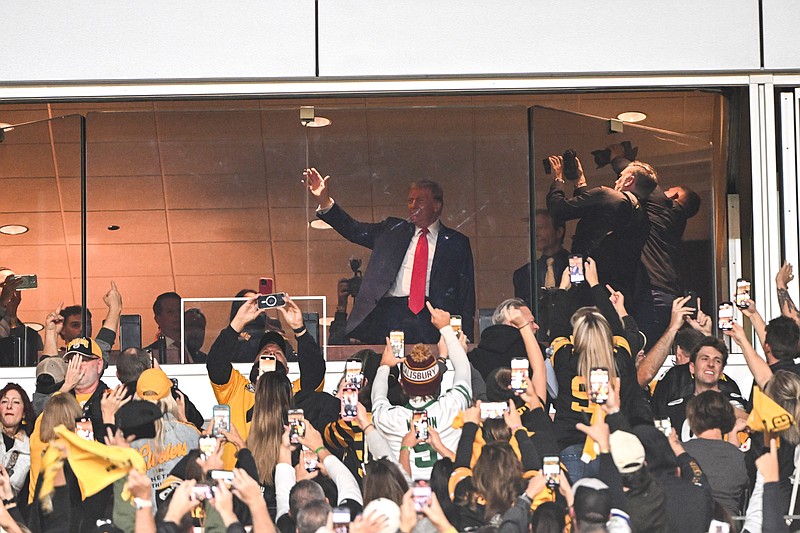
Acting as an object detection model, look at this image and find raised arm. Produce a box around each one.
[505,305,547,403]
[725,322,773,389]
[427,303,471,396]
[277,296,325,394]
[207,296,265,385]
[637,296,692,387]
[42,303,64,357]
[740,298,767,350]
[304,167,333,210]
[96,281,123,364]
[776,262,800,325]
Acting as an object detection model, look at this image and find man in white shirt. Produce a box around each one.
[304,167,475,344]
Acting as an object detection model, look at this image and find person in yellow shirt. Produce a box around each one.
[205,295,326,468]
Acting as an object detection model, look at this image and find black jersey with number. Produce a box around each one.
[551,335,653,449]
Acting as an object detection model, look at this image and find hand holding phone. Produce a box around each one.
[568,255,584,284]
[735,279,751,310]
[412,411,428,441]
[288,409,305,444]
[257,292,287,309]
[589,368,609,405]
[718,302,734,331]
[212,405,231,437]
[390,331,405,359]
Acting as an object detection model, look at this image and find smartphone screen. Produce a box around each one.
[390,330,405,359]
[258,277,274,295]
[589,367,609,405]
[569,254,584,284]
[718,302,734,331]
[210,470,234,488]
[654,418,672,437]
[288,409,305,444]
[191,484,214,501]
[450,315,462,333]
[510,357,528,393]
[332,507,351,533]
[199,436,218,460]
[259,354,277,376]
[543,456,560,488]
[75,417,93,440]
[480,401,509,420]
[302,446,318,472]
[412,411,428,441]
[212,405,231,437]
[341,386,358,420]
[735,279,751,309]
[13,274,37,290]
[345,359,363,388]
[412,481,432,512]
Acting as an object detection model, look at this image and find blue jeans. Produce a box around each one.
[560,443,601,484]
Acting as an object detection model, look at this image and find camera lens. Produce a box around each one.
[265,295,277,306]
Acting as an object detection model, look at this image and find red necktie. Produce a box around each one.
[408,227,429,314]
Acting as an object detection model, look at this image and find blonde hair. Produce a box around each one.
[764,370,800,445]
[142,394,178,454]
[40,393,82,442]
[247,372,293,485]
[571,307,618,389]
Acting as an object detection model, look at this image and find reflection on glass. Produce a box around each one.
[0,115,84,366]
[81,105,531,354]
[529,106,714,347]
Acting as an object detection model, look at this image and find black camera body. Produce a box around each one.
[345,258,363,297]
[562,149,580,181]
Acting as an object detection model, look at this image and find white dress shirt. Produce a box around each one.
[387,220,439,297]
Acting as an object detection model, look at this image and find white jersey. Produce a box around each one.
[371,325,472,480]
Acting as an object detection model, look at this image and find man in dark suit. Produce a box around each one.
[513,210,568,342]
[304,167,475,344]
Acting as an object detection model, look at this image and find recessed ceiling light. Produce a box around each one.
[302,117,332,128]
[107,225,120,231]
[617,111,647,123]
[25,322,44,331]
[309,220,332,230]
[0,225,29,235]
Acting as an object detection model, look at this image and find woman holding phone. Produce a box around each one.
[550,304,652,483]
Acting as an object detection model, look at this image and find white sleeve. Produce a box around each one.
[364,428,395,461]
[274,463,296,520]
[322,454,363,506]
[371,365,391,411]
[316,198,335,213]
[442,325,471,392]
[545,359,559,398]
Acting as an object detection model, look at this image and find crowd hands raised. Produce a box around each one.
[2,257,800,533]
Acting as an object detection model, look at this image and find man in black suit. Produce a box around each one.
[513,210,569,342]
[304,167,475,344]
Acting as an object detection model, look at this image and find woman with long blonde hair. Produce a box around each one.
[131,368,200,492]
[29,393,82,533]
[551,306,649,482]
[238,370,294,519]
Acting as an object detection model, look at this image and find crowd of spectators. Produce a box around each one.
[0,258,798,533]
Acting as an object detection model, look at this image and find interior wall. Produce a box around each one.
[0,91,720,351]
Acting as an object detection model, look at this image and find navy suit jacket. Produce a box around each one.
[318,202,476,340]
